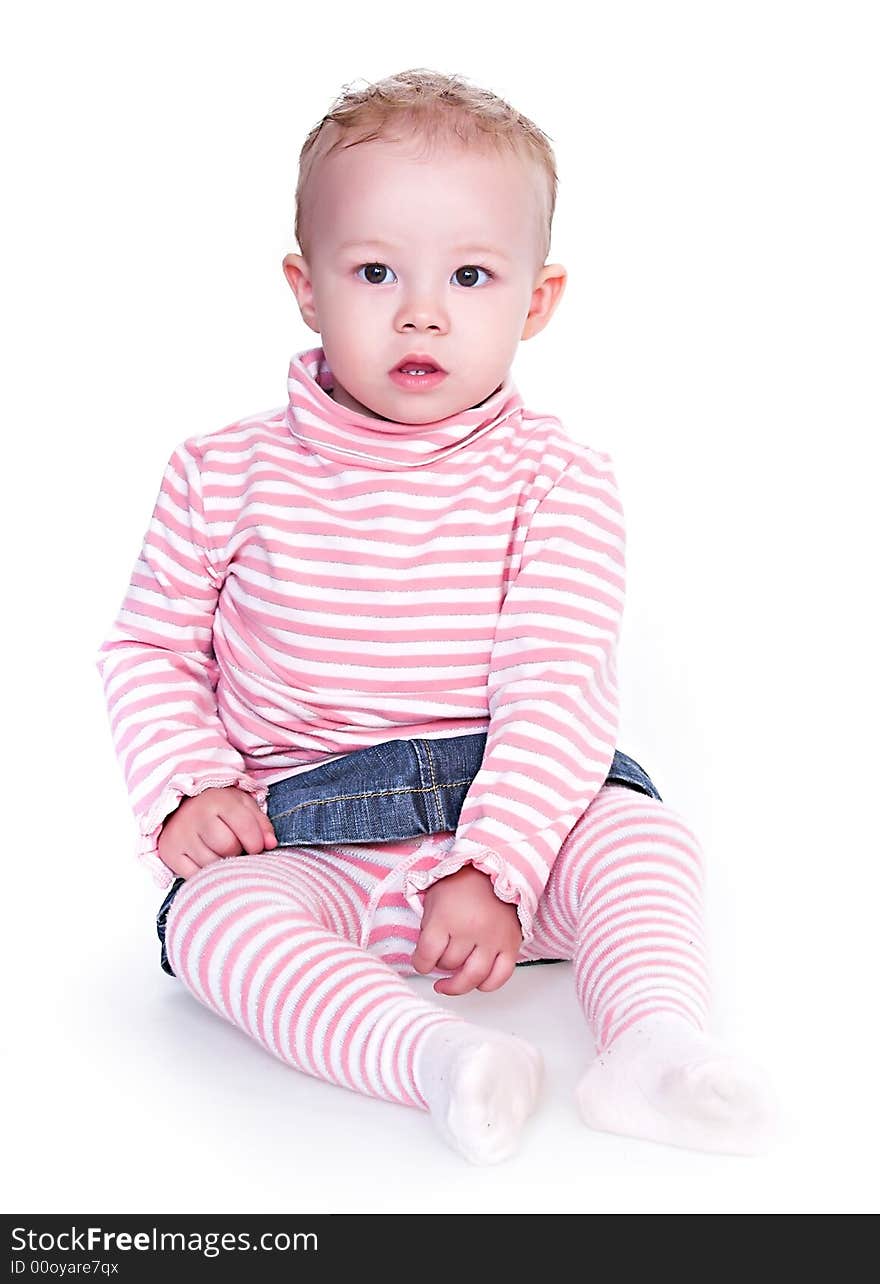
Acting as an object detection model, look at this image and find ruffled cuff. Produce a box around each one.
[402,836,536,947]
[135,774,271,890]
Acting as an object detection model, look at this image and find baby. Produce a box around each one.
[96,68,777,1165]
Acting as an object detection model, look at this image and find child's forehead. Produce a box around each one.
[313,144,541,252]
[320,134,537,199]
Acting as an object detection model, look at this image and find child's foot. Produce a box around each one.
[415,1021,543,1165]
[575,1014,778,1155]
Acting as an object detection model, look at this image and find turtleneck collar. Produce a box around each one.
[284,346,524,470]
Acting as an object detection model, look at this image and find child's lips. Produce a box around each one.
[390,353,447,374]
[388,368,449,390]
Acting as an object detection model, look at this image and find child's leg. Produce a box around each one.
[163,845,542,1164]
[526,783,777,1153]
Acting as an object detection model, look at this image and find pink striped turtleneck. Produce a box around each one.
[96,345,627,945]
[284,346,523,469]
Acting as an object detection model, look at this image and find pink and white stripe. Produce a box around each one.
[96,347,626,948]
[163,784,710,1108]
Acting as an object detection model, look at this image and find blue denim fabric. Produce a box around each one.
[157,735,661,977]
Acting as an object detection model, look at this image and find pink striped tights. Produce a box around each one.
[163,783,776,1162]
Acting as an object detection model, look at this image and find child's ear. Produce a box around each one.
[282,253,321,332]
[521,263,567,341]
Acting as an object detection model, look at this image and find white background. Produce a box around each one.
[2,0,878,1215]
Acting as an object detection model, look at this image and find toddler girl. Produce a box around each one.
[96,68,777,1164]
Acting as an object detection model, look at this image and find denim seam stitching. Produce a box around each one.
[420,739,446,830]
[269,779,472,822]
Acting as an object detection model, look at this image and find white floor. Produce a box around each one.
[5,842,875,1216]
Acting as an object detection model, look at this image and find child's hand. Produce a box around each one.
[411,865,523,996]
[157,786,278,879]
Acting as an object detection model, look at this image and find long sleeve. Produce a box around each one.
[95,439,268,889]
[404,452,626,946]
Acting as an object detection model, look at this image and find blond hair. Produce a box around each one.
[293,68,558,267]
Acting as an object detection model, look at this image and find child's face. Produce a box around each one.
[283,135,566,422]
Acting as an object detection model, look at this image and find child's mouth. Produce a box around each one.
[389,367,448,391]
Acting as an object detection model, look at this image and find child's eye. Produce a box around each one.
[357,263,397,285]
[452,265,494,287]
[355,263,495,287]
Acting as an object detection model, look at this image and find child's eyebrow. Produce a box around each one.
[337,239,510,262]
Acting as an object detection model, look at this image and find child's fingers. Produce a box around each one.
[160,849,202,880]
[200,814,250,858]
[225,805,277,855]
[476,952,516,993]
[435,938,476,972]
[433,948,494,996]
[244,795,279,848]
[411,928,450,975]
[181,832,225,869]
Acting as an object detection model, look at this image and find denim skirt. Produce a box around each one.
[156,735,661,977]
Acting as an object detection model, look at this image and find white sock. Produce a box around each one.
[415,1021,544,1165]
[575,1014,779,1155]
